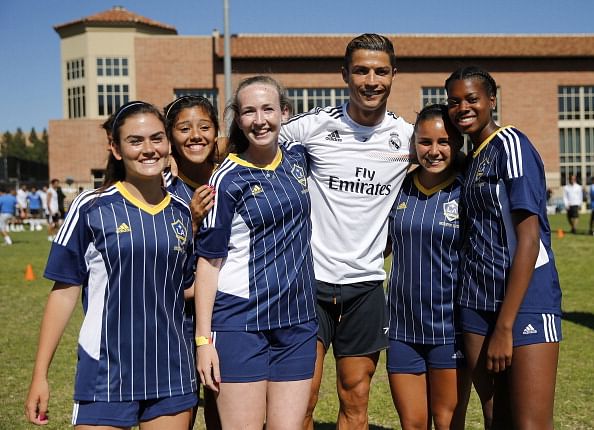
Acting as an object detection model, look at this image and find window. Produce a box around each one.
[66,58,85,80]
[421,87,447,106]
[558,86,594,185]
[67,86,86,118]
[286,88,349,115]
[91,169,105,189]
[174,89,218,110]
[97,84,129,116]
[97,57,129,77]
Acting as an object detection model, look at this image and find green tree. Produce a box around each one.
[28,127,48,164]
[7,128,27,159]
[1,131,12,156]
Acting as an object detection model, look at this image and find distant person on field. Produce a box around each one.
[27,186,44,231]
[589,176,594,235]
[56,182,66,219]
[563,174,583,234]
[0,187,17,245]
[46,179,60,241]
[38,186,48,219]
[17,184,28,217]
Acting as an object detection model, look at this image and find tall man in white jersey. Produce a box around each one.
[280,34,414,429]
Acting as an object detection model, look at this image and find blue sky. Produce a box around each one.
[1,0,593,132]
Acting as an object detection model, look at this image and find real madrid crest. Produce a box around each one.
[443,200,459,222]
[291,164,307,187]
[388,132,401,150]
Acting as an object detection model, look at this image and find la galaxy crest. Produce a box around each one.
[171,219,187,252]
[474,157,491,184]
[443,200,459,222]
[291,164,307,188]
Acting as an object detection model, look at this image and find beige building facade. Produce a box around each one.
[50,7,594,201]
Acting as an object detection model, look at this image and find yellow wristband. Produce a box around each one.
[195,336,211,346]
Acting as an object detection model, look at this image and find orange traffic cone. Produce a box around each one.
[557,229,565,238]
[24,264,36,281]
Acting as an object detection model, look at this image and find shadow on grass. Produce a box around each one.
[563,311,594,331]
[314,424,391,430]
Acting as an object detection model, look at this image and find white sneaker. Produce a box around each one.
[4,236,12,245]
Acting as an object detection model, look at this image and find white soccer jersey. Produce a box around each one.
[280,104,414,284]
[44,182,197,401]
[47,186,59,214]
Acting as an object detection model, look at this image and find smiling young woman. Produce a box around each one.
[446,66,562,430]
[193,76,317,430]
[386,104,471,430]
[25,101,198,429]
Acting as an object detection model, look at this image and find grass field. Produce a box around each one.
[1,214,593,429]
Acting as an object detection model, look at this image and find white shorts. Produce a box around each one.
[0,213,12,231]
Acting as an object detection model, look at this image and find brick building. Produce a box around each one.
[51,6,594,199]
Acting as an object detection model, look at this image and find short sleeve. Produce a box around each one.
[44,202,91,285]
[498,128,544,215]
[279,111,318,147]
[195,178,237,259]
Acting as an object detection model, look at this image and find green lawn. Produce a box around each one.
[1,214,592,429]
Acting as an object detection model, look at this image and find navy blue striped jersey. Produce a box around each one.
[164,169,198,205]
[44,182,197,401]
[164,169,201,341]
[387,172,462,344]
[459,126,562,314]
[196,143,316,331]
[280,104,414,284]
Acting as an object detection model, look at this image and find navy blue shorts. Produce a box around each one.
[460,307,562,346]
[213,319,317,383]
[72,392,197,426]
[386,339,465,373]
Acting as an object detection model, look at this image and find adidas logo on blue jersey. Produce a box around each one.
[325,130,342,142]
[252,184,263,195]
[451,350,465,359]
[117,223,131,233]
[523,324,538,335]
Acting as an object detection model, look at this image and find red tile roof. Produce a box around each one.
[54,6,177,34]
[214,34,594,59]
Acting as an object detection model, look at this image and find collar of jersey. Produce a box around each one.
[472,125,514,158]
[413,171,457,196]
[228,149,282,170]
[177,171,201,189]
[115,182,171,215]
[343,103,386,130]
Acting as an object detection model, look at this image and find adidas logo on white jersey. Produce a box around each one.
[523,324,538,335]
[325,130,342,142]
